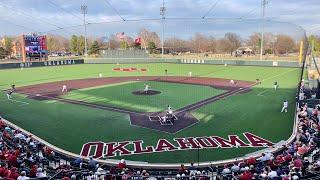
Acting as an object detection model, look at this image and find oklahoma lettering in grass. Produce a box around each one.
[81,132,273,158]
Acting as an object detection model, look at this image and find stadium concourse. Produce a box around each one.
[0,84,317,180]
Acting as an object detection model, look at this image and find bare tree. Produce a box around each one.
[138,28,160,50]
[47,34,69,52]
[107,34,120,49]
[216,33,242,55]
[246,33,260,53]
[275,35,295,55]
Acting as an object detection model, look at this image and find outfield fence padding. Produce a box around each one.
[85,58,301,67]
[0,59,84,70]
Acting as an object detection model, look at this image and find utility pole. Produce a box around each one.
[160,0,166,59]
[81,5,88,58]
[260,0,267,60]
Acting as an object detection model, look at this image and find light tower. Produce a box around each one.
[81,5,88,58]
[160,0,166,59]
[260,0,267,60]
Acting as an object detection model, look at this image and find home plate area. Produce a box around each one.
[130,112,198,134]
[149,114,178,125]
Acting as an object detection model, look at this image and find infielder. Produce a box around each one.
[281,100,288,113]
[61,85,68,94]
[144,83,149,93]
[188,71,192,77]
[6,89,14,100]
[6,84,16,100]
[230,79,235,85]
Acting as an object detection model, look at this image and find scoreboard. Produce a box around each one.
[22,34,48,62]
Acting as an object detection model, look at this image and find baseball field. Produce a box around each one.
[0,63,300,163]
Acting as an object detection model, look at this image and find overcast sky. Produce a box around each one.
[0,0,319,38]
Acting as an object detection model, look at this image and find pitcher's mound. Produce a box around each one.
[132,90,161,95]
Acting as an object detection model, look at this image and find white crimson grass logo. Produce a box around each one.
[80,132,274,158]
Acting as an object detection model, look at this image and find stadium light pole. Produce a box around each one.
[81,5,88,58]
[260,0,267,61]
[160,0,166,59]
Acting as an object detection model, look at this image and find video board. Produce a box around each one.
[24,35,47,54]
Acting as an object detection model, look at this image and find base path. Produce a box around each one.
[17,76,255,133]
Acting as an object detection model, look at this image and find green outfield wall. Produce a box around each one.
[85,58,301,67]
[0,59,84,70]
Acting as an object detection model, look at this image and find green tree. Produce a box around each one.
[0,47,6,59]
[3,37,13,57]
[147,41,156,53]
[309,35,320,55]
[89,40,100,55]
[70,35,78,54]
[77,36,85,55]
[119,41,129,49]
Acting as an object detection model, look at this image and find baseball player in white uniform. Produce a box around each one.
[144,84,149,93]
[274,81,279,91]
[230,79,235,85]
[188,71,192,77]
[61,85,68,94]
[281,100,288,113]
[6,84,16,100]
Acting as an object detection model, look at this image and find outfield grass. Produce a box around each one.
[0,63,301,163]
[64,81,225,112]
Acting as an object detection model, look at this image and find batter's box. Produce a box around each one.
[149,116,161,121]
[159,118,173,126]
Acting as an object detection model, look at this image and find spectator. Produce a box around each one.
[17,171,29,180]
[118,159,126,170]
[88,157,97,171]
[36,168,46,178]
[178,164,187,175]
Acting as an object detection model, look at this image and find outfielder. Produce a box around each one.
[274,81,279,91]
[281,100,288,113]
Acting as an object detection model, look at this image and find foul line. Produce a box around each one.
[257,89,268,97]
[8,99,29,106]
